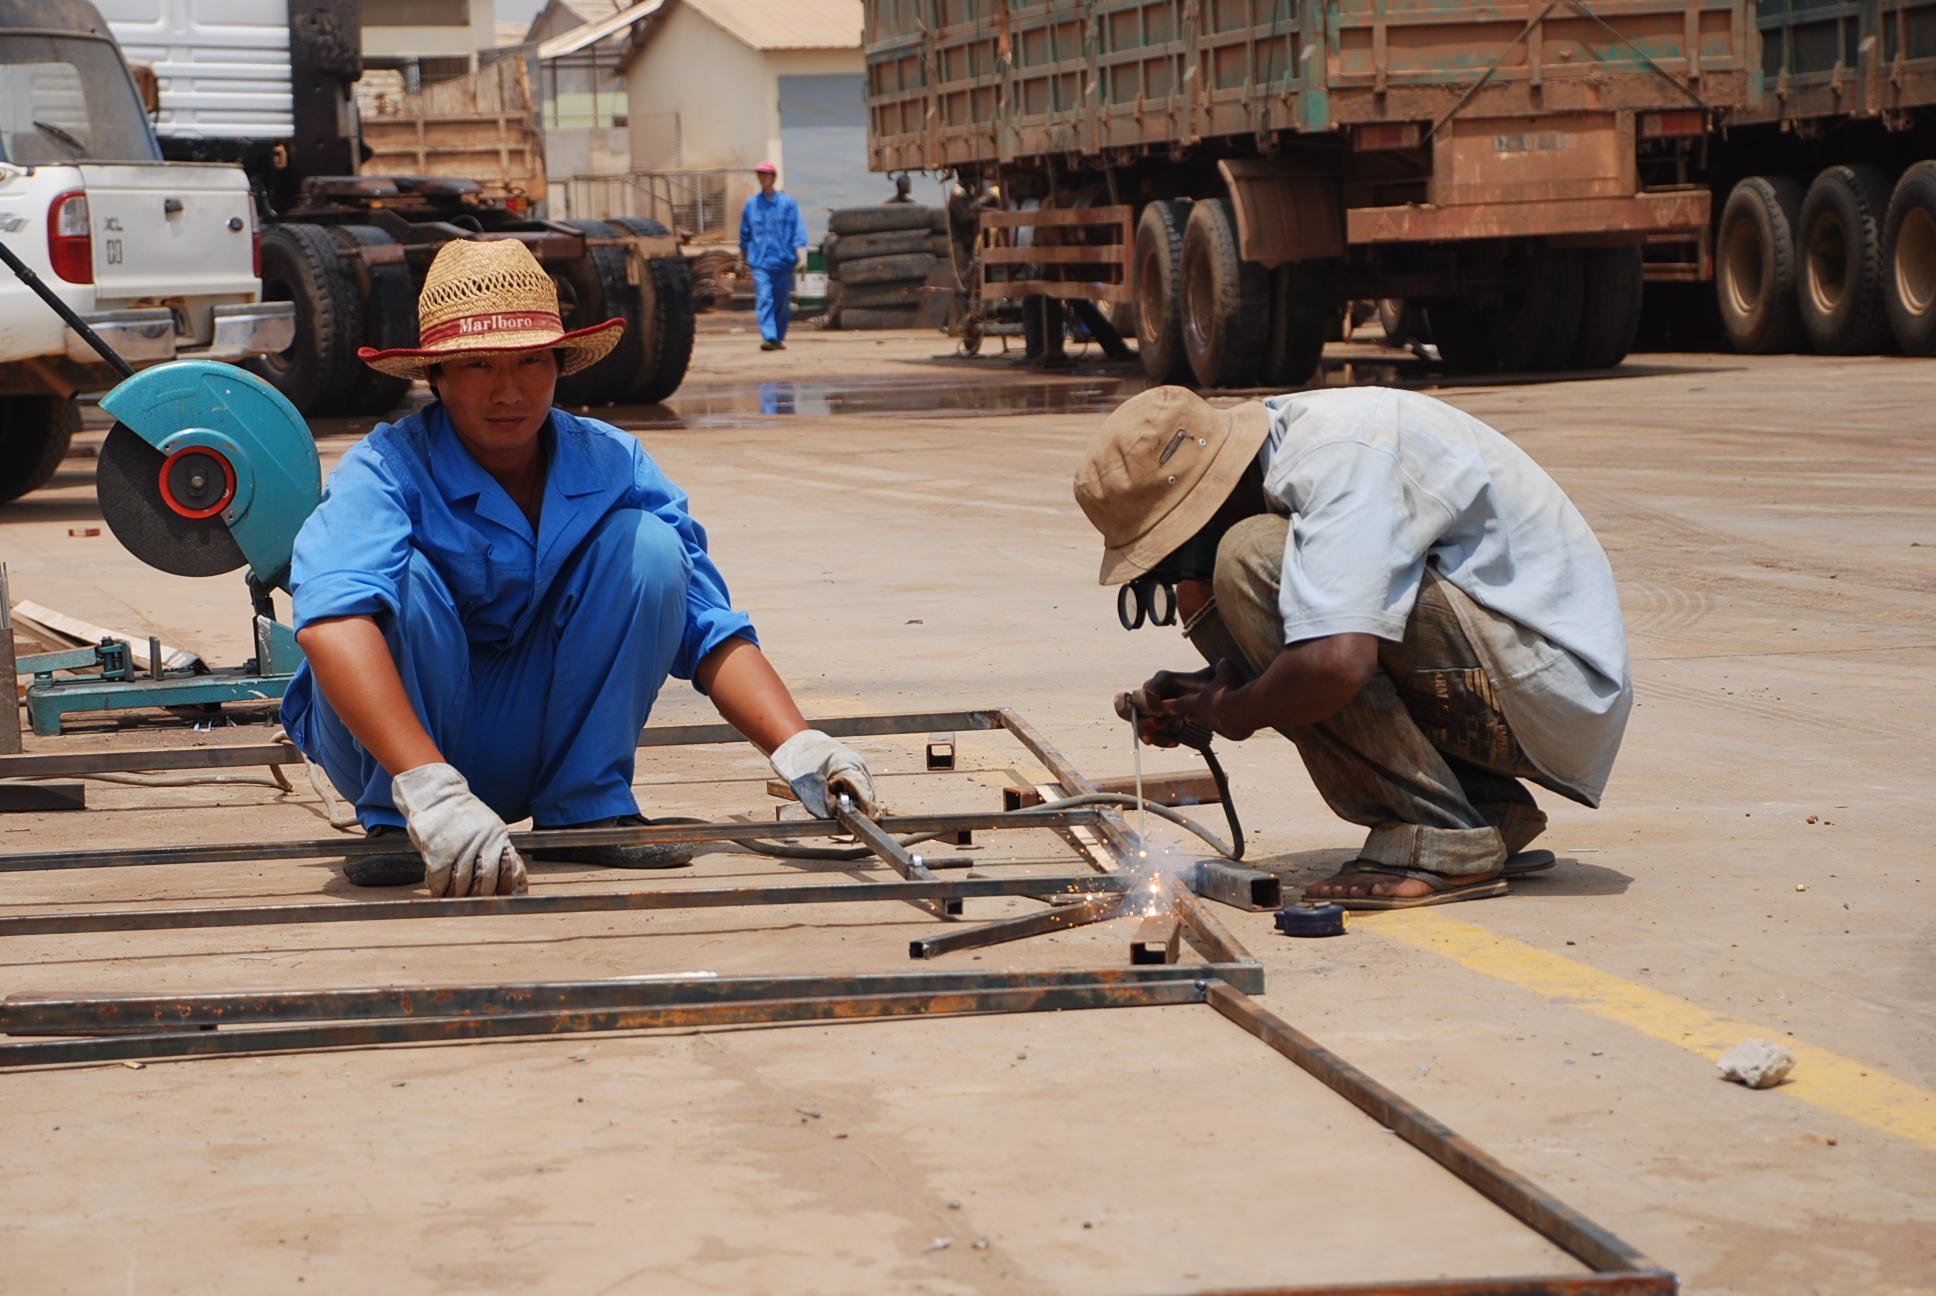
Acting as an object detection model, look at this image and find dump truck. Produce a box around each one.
[1701,0,1936,355]
[864,0,1754,383]
[99,0,695,416]
[0,0,293,502]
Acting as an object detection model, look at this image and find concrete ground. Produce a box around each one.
[0,319,1929,1294]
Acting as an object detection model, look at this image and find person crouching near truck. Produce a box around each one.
[1073,385,1633,909]
[279,238,879,897]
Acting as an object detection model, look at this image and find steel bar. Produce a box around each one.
[2,964,1245,1032]
[1171,878,1258,968]
[0,874,1139,939]
[1130,913,1182,965]
[998,709,1139,864]
[833,799,960,918]
[0,709,1010,781]
[908,893,1121,960]
[0,979,1207,1069]
[1192,860,1283,911]
[0,807,1108,873]
[1206,981,1673,1283]
[1175,1275,1675,1294]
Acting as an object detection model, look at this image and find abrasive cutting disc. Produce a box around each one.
[97,422,246,578]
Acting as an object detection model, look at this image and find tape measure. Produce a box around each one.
[1274,901,1348,938]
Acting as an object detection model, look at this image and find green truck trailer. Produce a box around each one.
[865,0,1756,383]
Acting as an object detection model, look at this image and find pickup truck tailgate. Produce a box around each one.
[76,162,257,303]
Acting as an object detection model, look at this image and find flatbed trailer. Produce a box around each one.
[866,0,1755,382]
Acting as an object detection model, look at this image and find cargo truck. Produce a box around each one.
[1703,0,1936,355]
[99,0,696,416]
[864,0,1754,384]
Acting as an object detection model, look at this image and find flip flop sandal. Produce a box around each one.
[1503,848,1557,877]
[1303,861,1510,911]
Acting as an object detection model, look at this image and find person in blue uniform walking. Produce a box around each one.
[739,160,809,351]
[281,238,878,898]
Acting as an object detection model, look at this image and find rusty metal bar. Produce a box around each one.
[0,874,1138,940]
[1193,860,1283,911]
[908,893,1121,960]
[833,798,961,918]
[0,978,1209,1069]
[1172,878,1257,967]
[0,807,1109,873]
[1131,913,1182,964]
[2,964,1239,1032]
[1205,981,1674,1285]
[1177,1274,1674,1294]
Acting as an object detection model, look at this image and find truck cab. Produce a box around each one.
[0,0,293,502]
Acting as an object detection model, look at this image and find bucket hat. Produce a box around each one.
[358,238,624,380]
[1073,385,1271,585]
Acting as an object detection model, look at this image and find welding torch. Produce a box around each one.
[1113,687,1246,860]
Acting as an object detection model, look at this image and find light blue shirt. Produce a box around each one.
[739,190,808,270]
[288,404,755,679]
[1258,387,1631,805]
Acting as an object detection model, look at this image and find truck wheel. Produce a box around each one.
[246,223,363,416]
[1883,161,1936,356]
[1181,197,1268,387]
[1262,261,1328,387]
[1571,247,1645,369]
[1134,200,1191,384]
[553,220,640,408]
[1716,176,1805,353]
[0,395,78,503]
[837,306,921,330]
[838,252,936,286]
[1489,248,1584,372]
[1799,164,1894,354]
[828,229,934,261]
[1425,300,1500,373]
[331,225,414,418]
[828,206,933,236]
[1376,299,1429,348]
[609,217,697,403]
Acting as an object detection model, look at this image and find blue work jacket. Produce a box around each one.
[287,403,755,673]
[740,190,808,270]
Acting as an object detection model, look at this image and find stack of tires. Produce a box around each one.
[824,205,951,329]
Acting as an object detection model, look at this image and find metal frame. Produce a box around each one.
[0,707,1675,1294]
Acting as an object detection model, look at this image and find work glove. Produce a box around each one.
[769,730,880,819]
[390,762,528,898]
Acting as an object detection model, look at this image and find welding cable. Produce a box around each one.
[734,829,946,861]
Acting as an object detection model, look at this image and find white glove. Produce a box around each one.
[769,730,880,818]
[390,762,528,898]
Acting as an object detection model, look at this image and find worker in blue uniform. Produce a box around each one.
[281,238,878,898]
[739,160,810,351]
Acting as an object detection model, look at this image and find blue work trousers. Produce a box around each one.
[752,264,795,344]
[293,508,691,830]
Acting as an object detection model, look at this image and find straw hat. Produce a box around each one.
[1072,386,1271,585]
[358,238,624,380]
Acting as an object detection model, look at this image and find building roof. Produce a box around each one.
[680,0,860,50]
[537,0,663,60]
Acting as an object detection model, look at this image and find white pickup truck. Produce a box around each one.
[0,0,292,503]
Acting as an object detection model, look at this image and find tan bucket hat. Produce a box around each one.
[1073,385,1271,585]
[358,238,624,380]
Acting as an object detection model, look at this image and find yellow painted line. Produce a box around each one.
[1365,909,1936,1153]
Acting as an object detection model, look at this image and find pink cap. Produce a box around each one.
[754,161,777,174]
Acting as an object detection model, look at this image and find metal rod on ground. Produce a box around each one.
[1,965,1248,1032]
[833,796,961,918]
[0,238,135,377]
[1171,877,1256,967]
[1130,913,1181,964]
[0,807,1110,873]
[0,874,1139,939]
[1205,980,1675,1286]
[998,708,1138,864]
[908,893,1122,960]
[0,979,1209,1069]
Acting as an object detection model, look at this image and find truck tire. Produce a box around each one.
[1377,299,1430,349]
[1425,300,1500,373]
[1571,247,1645,369]
[1715,176,1805,353]
[553,219,640,407]
[246,223,363,416]
[1528,249,1587,370]
[838,252,936,286]
[1134,199,1191,384]
[609,217,697,403]
[331,225,414,418]
[828,205,933,236]
[0,395,78,503]
[1262,261,1328,387]
[1882,161,1936,356]
[837,281,924,309]
[1799,164,1894,354]
[836,306,921,330]
[828,228,934,262]
[1181,197,1268,388]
